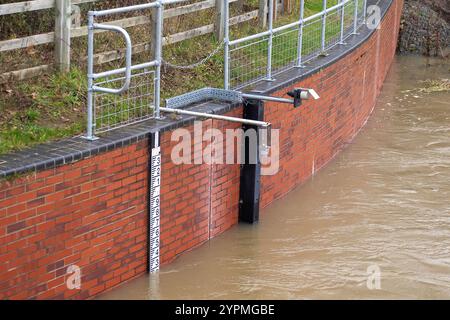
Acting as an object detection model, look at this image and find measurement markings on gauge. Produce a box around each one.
[149,131,161,273]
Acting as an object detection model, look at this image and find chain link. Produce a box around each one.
[162,41,225,70]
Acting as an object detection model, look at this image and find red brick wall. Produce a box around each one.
[261,0,403,207]
[159,121,212,265]
[0,142,149,299]
[0,0,402,300]
[159,107,242,264]
[209,108,242,239]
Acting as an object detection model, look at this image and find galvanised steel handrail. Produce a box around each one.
[90,24,132,95]
[85,0,190,140]
[296,0,305,67]
[89,2,160,17]
[85,1,163,140]
[267,0,274,81]
[85,0,367,139]
[225,0,367,89]
[224,0,230,90]
[227,0,355,47]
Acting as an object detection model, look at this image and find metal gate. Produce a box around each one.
[84,1,164,141]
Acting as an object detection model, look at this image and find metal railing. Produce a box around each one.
[84,0,369,140]
[85,1,163,140]
[0,0,258,83]
[84,0,223,140]
[225,0,368,89]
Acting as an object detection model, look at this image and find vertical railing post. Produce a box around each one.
[353,0,359,34]
[224,0,230,90]
[154,0,163,119]
[295,0,305,67]
[149,6,157,60]
[321,0,327,52]
[55,0,71,72]
[85,12,96,140]
[339,0,346,44]
[215,0,225,41]
[266,0,274,81]
[258,0,268,28]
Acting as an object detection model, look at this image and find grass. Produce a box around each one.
[0,0,352,155]
[0,69,85,154]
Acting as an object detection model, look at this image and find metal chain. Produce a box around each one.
[162,41,225,70]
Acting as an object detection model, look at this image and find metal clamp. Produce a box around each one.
[91,24,132,94]
[164,87,320,110]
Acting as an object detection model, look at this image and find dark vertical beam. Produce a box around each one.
[239,99,264,224]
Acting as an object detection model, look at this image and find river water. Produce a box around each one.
[99,55,450,300]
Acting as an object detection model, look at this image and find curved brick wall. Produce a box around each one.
[0,0,403,299]
[261,0,402,206]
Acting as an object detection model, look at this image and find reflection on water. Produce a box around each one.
[99,55,450,300]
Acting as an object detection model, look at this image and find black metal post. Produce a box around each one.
[239,99,264,224]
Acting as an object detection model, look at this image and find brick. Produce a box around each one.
[27,197,45,209]
[0,1,402,301]
[7,221,26,234]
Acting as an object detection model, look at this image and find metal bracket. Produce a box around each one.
[161,86,318,128]
[165,87,296,110]
[165,88,242,109]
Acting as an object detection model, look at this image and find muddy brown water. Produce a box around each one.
[99,55,450,300]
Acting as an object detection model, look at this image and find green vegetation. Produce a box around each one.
[0,0,351,155]
[0,69,85,154]
[419,79,450,93]
[228,1,354,87]
[305,0,339,12]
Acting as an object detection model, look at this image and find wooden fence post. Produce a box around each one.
[215,0,225,41]
[283,0,292,14]
[236,0,244,11]
[55,0,71,73]
[71,4,81,29]
[258,0,268,28]
[273,0,278,21]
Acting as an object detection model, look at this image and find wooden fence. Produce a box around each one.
[0,0,294,83]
